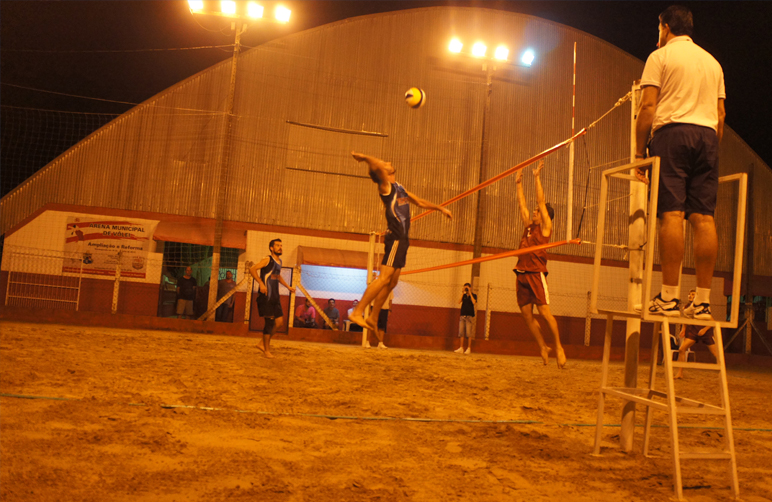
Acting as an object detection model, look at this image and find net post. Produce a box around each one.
[111,251,122,315]
[363,232,376,347]
[621,80,645,452]
[567,41,577,241]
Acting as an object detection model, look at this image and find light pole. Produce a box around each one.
[447,39,529,293]
[188,1,291,316]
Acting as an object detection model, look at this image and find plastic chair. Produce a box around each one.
[667,333,696,363]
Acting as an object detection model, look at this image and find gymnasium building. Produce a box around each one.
[2,7,771,361]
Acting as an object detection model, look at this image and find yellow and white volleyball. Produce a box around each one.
[404,87,426,109]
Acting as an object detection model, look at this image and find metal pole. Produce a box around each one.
[470,64,493,293]
[288,265,300,329]
[244,261,253,325]
[744,166,754,354]
[621,80,646,452]
[364,232,376,346]
[207,21,246,314]
[584,291,592,346]
[567,41,577,241]
[484,282,492,340]
[112,251,122,315]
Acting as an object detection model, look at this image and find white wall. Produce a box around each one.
[243,230,727,320]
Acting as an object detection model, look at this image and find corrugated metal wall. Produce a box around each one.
[2,7,770,274]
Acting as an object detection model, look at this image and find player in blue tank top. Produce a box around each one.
[248,238,295,358]
[348,151,452,346]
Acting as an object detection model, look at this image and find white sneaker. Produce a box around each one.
[377,342,388,350]
[454,347,464,354]
[692,303,713,320]
[682,303,696,318]
[647,293,681,317]
[464,347,471,355]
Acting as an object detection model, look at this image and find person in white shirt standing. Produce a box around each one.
[635,5,726,320]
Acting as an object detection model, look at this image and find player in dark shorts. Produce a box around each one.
[248,238,295,358]
[514,160,566,368]
[675,291,718,379]
[348,151,452,348]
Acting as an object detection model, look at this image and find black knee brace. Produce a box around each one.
[264,317,276,335]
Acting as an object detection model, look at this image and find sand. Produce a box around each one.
[1,321,771,501]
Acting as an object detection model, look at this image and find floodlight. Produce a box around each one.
[220,1,237,16]
[471,42,487,58]
[247,2,264,18]
[521,49,535,66]
[275,5,291,23]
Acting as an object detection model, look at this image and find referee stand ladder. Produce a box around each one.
[589,157,747,501]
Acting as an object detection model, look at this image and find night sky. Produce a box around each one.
[2,1,770,192]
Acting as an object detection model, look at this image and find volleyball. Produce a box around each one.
[405,87,426,109]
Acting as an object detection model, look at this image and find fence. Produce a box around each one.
[0,243,765,357]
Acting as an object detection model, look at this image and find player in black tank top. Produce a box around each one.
[514,161,566,369]
[248,238,295,358]
[348,151,453,347]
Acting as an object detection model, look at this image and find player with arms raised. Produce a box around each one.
[514,161,566,368]
[348,151,452,347]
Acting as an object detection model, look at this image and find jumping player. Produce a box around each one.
[514,160,567,368]
[348,151,452,345]
[249,238,295,358]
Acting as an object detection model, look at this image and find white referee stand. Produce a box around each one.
[589,156,747,500]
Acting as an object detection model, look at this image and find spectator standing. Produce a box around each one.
[215,271,237,322]
[455,283,477,354]
[176,266,197,319]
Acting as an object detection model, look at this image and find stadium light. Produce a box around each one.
[221,1,237,16]
[187,1,293,313]
[521,49,535,66]
[247,2,264,19]
[448,38,463,53]
[471,42,487,58]
[275,5,291,23]
[494,45,509,61]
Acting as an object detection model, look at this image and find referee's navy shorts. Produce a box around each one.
[382,233,409,269]
[649,123,719,219]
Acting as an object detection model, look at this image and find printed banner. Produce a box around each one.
[63,217,157,278]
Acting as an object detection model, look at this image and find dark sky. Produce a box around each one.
[2,1,771,173]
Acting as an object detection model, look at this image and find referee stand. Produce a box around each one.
[589,157,747,500]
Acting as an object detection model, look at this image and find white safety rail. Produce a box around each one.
[4,247,83,311]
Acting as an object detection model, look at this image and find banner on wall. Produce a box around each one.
[62,217,157,278]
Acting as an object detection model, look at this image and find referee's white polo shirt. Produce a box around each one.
[640,35,726,134]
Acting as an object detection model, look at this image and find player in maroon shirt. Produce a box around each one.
[514,160,566,368]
